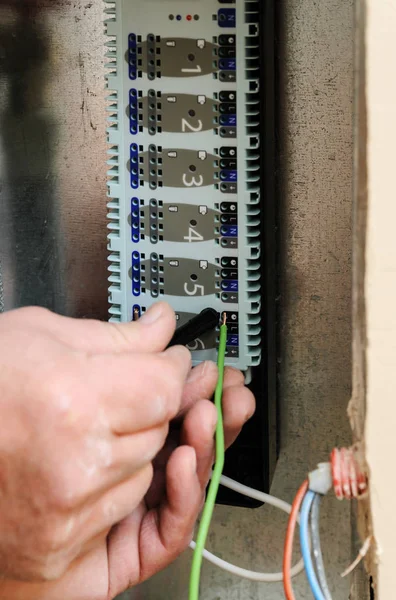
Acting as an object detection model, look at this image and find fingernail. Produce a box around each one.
[187,361,217,384]
[139,303,164,325]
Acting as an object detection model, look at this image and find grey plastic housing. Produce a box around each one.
[105,0,261,371]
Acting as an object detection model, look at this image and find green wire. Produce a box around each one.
[189,319,228,600]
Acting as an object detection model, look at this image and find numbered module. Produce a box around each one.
[105,0,262,370]
[129,89,237,136]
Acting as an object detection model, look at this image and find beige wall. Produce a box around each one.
[365,1,396,598]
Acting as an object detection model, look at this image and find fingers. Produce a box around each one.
[107,446,201,594]
[221,368,255,448]
[84,345,191,435]
[111,425,168,480]
[153,446,201,556]
[144,434,179,509]
[30,303,177,355]
[104,303,176,354]
[49,466,154,579]
[105,367,255,596]
[178,361,218,416]
[107,506,145,597]
[180,399,217,487]
[180,366,255,456]
[179,367,255,487]
[81,464,154,553]
[223,366,245,389]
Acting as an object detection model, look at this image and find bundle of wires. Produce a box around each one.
[188,312,368,600]
[283,483,332,600]
[189,314,306,599]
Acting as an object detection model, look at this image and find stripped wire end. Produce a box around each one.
[133,307,140,322]
[341,536,372,578]
[221,311,227,326]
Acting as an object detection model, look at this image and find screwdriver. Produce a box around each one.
[168,308,220,348]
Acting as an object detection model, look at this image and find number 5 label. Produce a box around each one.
[184,282,205,296]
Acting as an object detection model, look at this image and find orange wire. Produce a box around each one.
[283,480,309,600]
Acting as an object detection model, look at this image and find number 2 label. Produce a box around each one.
[181,118,203,133]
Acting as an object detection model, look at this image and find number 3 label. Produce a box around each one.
[182,173,204,187]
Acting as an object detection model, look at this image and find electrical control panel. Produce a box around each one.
[105,0,262,372]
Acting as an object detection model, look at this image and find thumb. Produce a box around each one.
[40,302,178,354]
[104,302,178,353]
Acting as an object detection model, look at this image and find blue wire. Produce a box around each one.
[311,494,332,600]
[300,491,326,600]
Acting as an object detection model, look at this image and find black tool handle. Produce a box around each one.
[168,308,219,348]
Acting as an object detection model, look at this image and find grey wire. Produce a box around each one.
[311,494,333,600]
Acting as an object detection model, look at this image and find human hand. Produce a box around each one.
[0,303,192,582]
[0,304,255,600]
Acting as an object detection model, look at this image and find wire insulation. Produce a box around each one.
[311,494,332,600]
[300,491,326,600]
[220,474,300,515]
[189,318,227,600]
[189,474,306,582]
[341,536,372,578]
[283,480,309,600]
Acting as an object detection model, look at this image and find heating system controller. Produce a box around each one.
[105,1,261,371]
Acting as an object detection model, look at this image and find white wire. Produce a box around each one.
[189,474,305,583]
[341,536,372,578]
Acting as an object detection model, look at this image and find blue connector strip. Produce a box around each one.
[132,251,141,297]
[128,33,137,80]
[129,89,138,135]
[130,143,139,189]
[132,304,141,319]
[131,197,140,243]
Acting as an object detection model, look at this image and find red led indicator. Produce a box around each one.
[186,14,192,21]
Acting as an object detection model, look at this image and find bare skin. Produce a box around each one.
[0,303,255,599]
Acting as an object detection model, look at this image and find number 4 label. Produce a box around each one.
[184,227,204,242]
